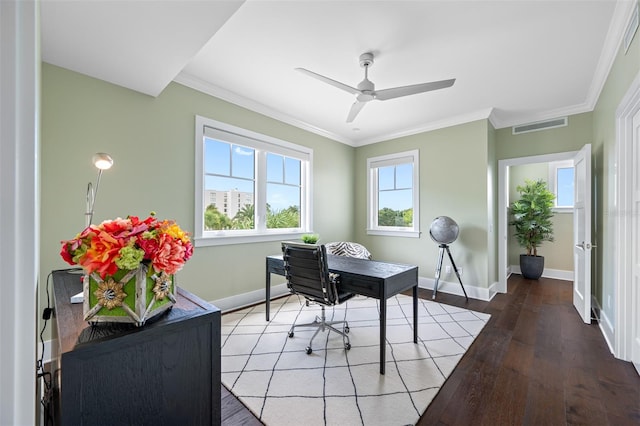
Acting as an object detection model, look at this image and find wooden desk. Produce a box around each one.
[266,254,418,374]
[51,269,221,425]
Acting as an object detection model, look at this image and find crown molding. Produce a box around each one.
[352,108,494,146]
[489,102,594,130]
[173,72,356,146]
[585,0,639,111]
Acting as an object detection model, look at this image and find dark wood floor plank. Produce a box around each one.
[436,360,501,426]
[501,339,534,376]
[511,307,539,346]
[564,365,609,426]
[522,379,566,425]
[222,275,640,426]
[477,367,529,426]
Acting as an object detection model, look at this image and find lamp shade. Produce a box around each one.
[92,153,113,170]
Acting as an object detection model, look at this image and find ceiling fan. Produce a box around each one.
[296,52,455,123]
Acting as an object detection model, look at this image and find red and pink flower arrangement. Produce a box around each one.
[60,214,194,279]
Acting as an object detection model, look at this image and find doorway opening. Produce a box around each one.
[498,151,578,294]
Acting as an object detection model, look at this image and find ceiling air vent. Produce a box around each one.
[512,117,568,135]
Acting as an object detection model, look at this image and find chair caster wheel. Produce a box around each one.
[345,343,351,350]
[288,331,294,338]
[344,326,350,334]
[306,346,312,354]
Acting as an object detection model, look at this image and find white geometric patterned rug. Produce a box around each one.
[221,294,490,426]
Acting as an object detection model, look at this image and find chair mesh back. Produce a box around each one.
[282,243,337,305]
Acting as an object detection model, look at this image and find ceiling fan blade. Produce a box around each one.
[374,78,456,101]
[296,68,360,95]
[346,100,367,123]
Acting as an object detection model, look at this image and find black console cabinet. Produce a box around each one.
[51,269,221,425]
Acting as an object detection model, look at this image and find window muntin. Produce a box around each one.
[195,116,313,246]
[367,150,419,237]
[548,160,574,211]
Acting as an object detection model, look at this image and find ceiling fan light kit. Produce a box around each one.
[296,52,455,123]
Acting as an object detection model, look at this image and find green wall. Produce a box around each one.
[495,112,593,160]
[40,63,355,312]
[354,120,492,292]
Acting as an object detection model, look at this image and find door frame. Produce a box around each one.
[614,69,640,364]
[498,151,577,294]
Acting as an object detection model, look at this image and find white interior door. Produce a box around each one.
[631,109,640,371]
[573,144,592,323]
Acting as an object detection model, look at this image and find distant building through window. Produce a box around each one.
[194,116,313,246]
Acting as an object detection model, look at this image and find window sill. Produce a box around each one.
[194,231,307,247]
[552,207,573,214]
[366,229,421,238]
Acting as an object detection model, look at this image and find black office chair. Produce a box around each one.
[281,242,354,354]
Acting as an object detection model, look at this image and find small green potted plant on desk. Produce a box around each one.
[301,233,320,244]
[509,179,555,280]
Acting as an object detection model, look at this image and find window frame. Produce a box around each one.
[548,159,574,213]
[366,150,420,238]
[195,116,313,247]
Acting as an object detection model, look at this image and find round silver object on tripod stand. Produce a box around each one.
[429,216,468,301]
[429,216,459,245]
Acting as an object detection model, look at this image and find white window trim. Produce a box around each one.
[366,150,420,238]
[195,116,313,246]
[548,159,574,213]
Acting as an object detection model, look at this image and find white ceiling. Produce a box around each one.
[41,0,638,146]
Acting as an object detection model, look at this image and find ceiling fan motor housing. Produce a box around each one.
[359,52,374,68]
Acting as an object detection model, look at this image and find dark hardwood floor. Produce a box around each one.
[221,275,640,425]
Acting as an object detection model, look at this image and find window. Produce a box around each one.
[548,160,574,211]
[367,150,419,237]
[195,116,313,246]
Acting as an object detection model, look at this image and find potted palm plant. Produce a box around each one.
[509,179,555,280]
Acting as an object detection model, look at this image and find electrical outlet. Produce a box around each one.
[458,266,463,277]
[445,265,452,275]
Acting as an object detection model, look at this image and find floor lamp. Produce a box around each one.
[85,152,114,227]
[71,152,114,303]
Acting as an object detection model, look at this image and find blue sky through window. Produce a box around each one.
[205,138,301,212]
[378,163,413,210]
[557,167,574,207]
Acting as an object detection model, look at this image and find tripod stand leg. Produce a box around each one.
[446,246,468,301]
[432,245,445,300]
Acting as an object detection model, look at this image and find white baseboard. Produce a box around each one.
[418,276,495,302]
[509,264,573,281]
[211,283,289,313]
[599,308,615,355]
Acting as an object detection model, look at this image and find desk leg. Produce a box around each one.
[265,269,271,322]
[413,285,418,343]
[380,298,386,375]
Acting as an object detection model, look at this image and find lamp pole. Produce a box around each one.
[85,153,113,227]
